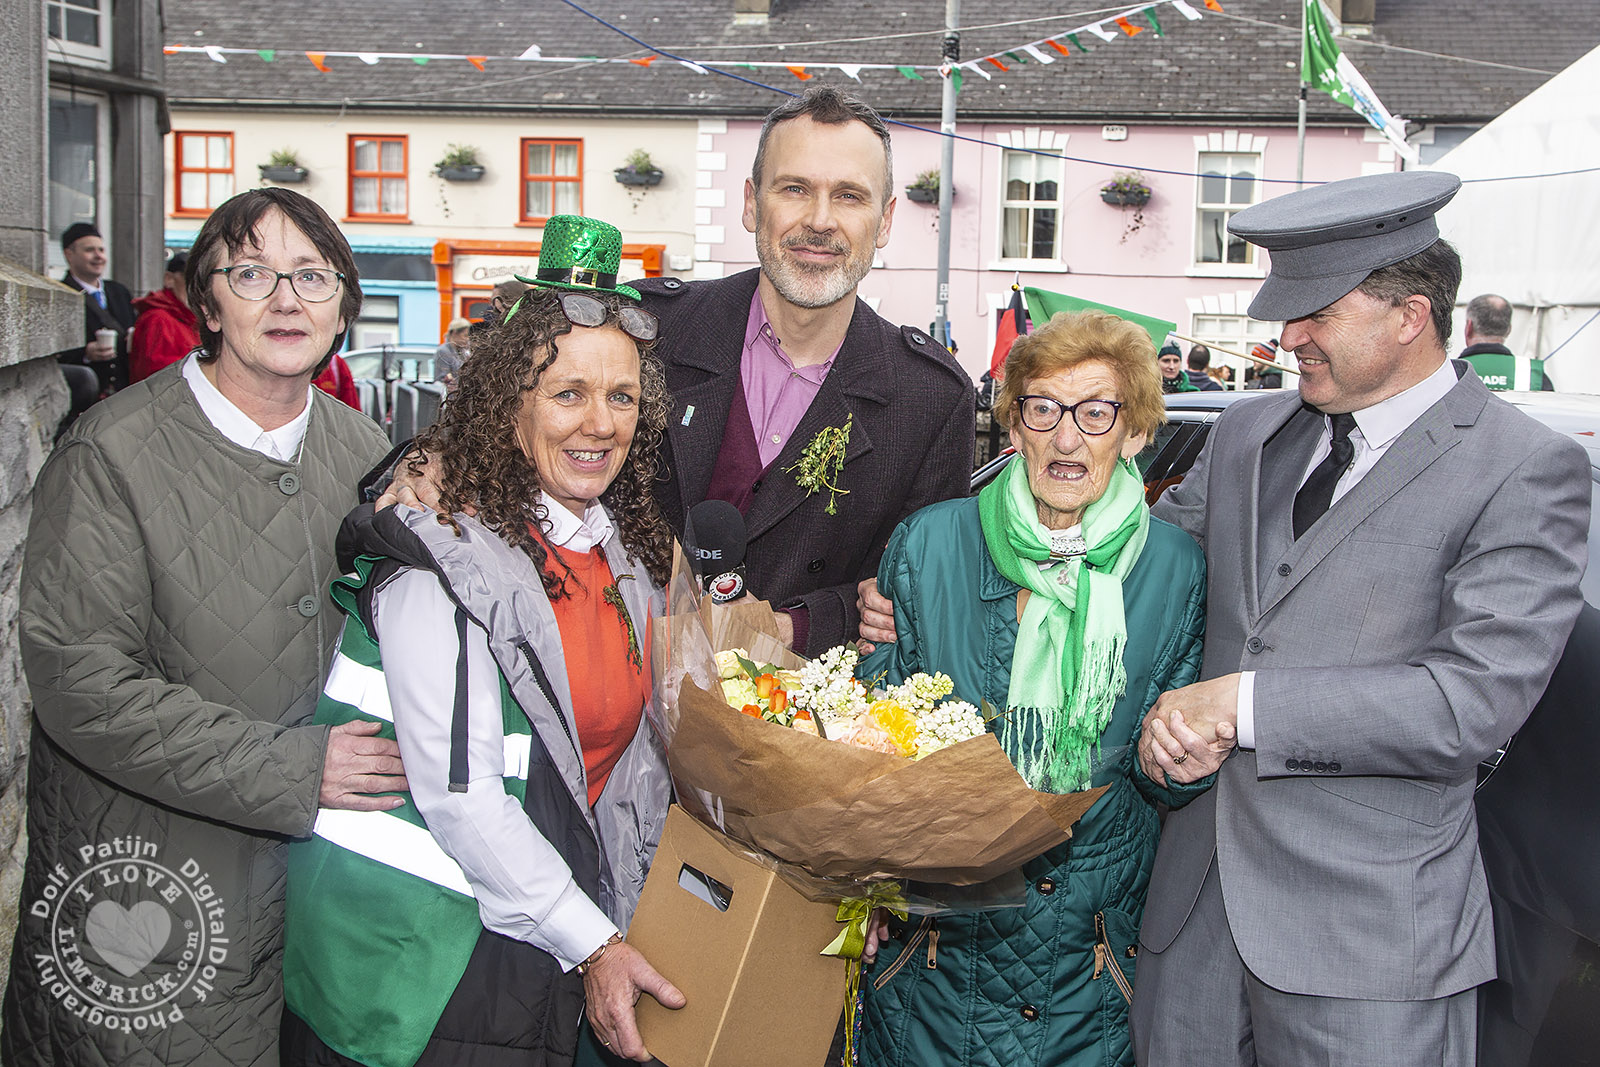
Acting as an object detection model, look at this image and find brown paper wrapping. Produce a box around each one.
[652,547,1106,888]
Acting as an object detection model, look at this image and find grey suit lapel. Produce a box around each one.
[1260,375,1481,617]
[1257,404,1323,600]
[744,303,883,542]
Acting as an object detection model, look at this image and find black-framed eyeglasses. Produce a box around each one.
[210,264,344,303]
[1015,395,1123,435]
[503,290,659,343]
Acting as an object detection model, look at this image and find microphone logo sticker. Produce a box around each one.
[709,571,745,603]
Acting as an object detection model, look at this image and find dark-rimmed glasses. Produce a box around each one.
[504,290,659,343]
[1015,395,1123,435]
[210,264,344,303]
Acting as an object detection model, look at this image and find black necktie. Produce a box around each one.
[1292,412,1357,539]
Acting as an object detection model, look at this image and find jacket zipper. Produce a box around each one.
[1093,912,1134,1004]
[873,918,933,990]
[925,926,939,969]
[516,639,582,765]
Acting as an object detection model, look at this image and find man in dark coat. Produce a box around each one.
[634,88,973,655]
[56,222,137,406]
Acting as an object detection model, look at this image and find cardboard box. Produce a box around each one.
[628,806,847,1067]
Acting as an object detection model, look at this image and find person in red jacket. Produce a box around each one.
[129,252,201,382]
[313,351,362,410]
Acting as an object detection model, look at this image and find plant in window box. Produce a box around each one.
[259,149,308,184]
[614,149,664,187]
[905,168,949,204]
[435,144,486,182]
[1100,171,1151,207]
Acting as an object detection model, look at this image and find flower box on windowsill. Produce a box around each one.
[436,164,486,182]
[906,185,940,203]
[259,164,309,183]
[614,167,664,188]
[1100,188,1150,207]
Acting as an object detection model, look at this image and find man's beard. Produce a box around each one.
[755,224,876,310]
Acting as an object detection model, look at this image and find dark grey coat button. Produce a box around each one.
[1328,761,1342,773]
[296,594,320,617]
[663,278,682,289]
[1313,761,1329,773]
[1286,758,1300,772]
[1245,636,1264,653]
[278,472,301,496]
[1020,1005,1039,1021]
[806,558,825,574]
[1276,562,1291,576]
[1036,878,1055,895]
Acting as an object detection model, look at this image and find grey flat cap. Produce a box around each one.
[1230,170,1461,321]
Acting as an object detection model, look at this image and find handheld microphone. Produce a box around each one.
[686,500,748,603]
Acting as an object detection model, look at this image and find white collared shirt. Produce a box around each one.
[537,492,615,553]
[1237,358,1459,749]
[182,353,313,462]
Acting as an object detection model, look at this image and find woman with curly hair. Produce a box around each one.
[282,217,684,1067]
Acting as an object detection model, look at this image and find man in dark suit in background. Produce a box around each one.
[56,222,137,418]
[634,87,973,655]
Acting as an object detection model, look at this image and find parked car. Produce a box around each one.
[975,386,1600,1066]
[340,344,445,442]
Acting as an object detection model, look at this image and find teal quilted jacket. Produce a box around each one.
[857,494,1209,1067]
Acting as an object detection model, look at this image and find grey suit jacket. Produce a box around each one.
[1142,362,1590,1001]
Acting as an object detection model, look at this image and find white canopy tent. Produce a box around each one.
[1430,43,1600,393]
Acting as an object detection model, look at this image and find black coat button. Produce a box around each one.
[1328,761,1342,773]
[1036,878,1055,895]
[1277,563,1291,576]
[1020,1005,1039,1021]
[1286,758,1297,771]
[751,479,763,493]
[1245,636,1264,653]
[296,594,320,618]
[278,472,301,496]
[806,558,825,574]
[1313,761,1329,773]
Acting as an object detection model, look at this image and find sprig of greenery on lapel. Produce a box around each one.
[785,412,853,515]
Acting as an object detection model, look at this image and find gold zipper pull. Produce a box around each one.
[926,926,939,969]
[1093,942,1106,979]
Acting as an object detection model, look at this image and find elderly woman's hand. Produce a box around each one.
[855,579,897,653]
[582,941,685,1062]
[1139,706,1236,784]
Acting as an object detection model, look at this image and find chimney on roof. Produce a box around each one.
[1326,0,1375,26]
[734,0,770,25]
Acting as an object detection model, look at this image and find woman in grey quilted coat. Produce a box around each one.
[2,188,402,1067]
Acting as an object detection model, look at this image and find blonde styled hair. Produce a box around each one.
[996,310,1166,440]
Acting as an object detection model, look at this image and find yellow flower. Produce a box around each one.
[721,676,759,708]
[715,648,750,681]
[866,700,919,758]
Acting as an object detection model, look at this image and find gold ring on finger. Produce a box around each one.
[1172,752,1189,765]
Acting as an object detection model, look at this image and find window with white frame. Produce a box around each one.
[1000,149,1064,261]
[1194,144,1263,268]
[48,91,109,277]
[1193,312,1280,385]
[46,0,110,66]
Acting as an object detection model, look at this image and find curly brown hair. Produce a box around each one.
[411,289,673,596]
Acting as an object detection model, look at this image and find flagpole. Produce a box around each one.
[1296,0,1308,187]
[933,0,960,352]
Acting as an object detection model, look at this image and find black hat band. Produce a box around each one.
[537,266,618,291]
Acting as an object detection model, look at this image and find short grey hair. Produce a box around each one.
[750,86,894,206]
[1465,293,1513,341]
[1356,239,1462,349]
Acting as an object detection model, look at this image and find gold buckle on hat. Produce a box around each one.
[566,268,600,288]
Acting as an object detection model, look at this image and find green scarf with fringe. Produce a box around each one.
[978,453,1149,792]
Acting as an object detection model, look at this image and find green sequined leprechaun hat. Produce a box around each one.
[514,215,641,301]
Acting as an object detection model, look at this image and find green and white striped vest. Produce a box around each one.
[283,557,534,1067]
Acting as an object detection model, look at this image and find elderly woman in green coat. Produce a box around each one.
[855,310,1233,1067]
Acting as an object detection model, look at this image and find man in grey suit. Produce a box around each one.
[1130,170,1591,1065]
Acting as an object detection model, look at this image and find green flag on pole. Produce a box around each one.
[1302,0,1417,162]
[1023,288,1176,350]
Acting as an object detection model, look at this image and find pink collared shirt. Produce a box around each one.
[742,290,841,468]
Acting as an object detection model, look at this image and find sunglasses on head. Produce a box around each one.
[503,290,658,343]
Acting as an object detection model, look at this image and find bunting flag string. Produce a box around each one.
[164,0,1213,82]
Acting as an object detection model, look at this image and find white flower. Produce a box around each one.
[715,648,750,681]
[790,645,869,730]
[888,672,955,716]
[915,699,987,758]
[720,676,759,708]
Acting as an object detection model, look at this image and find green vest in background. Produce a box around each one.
[283,558,533,1067]
[1464,351,1544,391]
